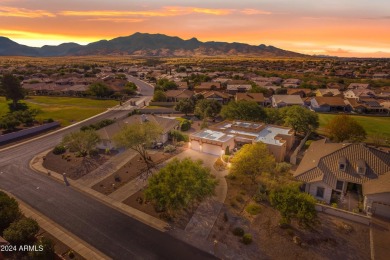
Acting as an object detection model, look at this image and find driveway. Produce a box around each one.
[169,150,229,239]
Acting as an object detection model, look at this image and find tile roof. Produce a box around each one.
[272,95,304,105]
[294,140,390,189]
[313,96,347,107]
[363,172,390,195]
[235,93,265,102]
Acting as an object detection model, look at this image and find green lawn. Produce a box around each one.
[317,113,390,142]
[0,96,119,126]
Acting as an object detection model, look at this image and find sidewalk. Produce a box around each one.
[2,191,110,260]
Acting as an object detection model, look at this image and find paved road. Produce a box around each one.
[0,88,215,259]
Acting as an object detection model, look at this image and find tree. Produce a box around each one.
[88,82,113,97]
[221,100,266,121]
[0,113,21,131]
[62,130,101,157]
[0,74,25,109]
[269,184,317,226]
[194,99,222,119]
[264,108,283,125]
[13,108,41,126]
[113,121,163,178]
[153,90,167,102]
[123,82,138,95]
[230,143,276,184]
[326,115,367,142]
[29,237,55,260]
[175,99,194,115]
[156,78,178,91]
[145,158,217,214]
[275,88,288,95]
[3,218,39,246]
[281,106,319,134]
[0,191,21,233]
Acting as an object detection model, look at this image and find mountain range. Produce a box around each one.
[0,32,306,57]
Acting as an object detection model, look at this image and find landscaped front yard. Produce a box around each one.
[208,174,371,259]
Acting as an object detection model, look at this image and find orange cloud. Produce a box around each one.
[240,8,272,15]
[59,6,233,18]
[0,6,55,18]
[84,18,145,23]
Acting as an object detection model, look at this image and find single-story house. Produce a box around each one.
[235,93,265,106]
[165,89,194,102]
[97,115,179,150]
[271,95,304,108]
[202,91,230,104]
[194,82,222,92]
[316,89,342,97]
[294,139,390,218]
[287,88,312,98]
[190,120,295,162]
[347,83,370,90]
[310,96,349,112]
[226,84,252,94]
[344,89,376,100]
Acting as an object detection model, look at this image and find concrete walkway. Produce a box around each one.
[2,190,110,260]
[370,217,390,260]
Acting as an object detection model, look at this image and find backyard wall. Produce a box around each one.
[315,204,371,225]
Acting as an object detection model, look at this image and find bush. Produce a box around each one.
[242,233,253,245]
[170,130,189,142]
[53,145,66,155]
[278,217,290,229]
[245,203,262,215]
[180,119,191,131]
[164,145,176,153]
[232,227,245,236]
[3,218,39,246]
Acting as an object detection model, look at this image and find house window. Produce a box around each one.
[316,187,325,198]
[339,163,345,171]
[357,167,365,175]
[336,181,344,191]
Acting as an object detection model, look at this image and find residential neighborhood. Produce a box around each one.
[1,56,390,260]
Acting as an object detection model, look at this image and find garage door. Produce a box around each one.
[373,202,390,219]
[202,143,221,156]
[190,140,200,151]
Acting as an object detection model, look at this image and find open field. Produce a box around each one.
[317,113,390,142]
[0,96,118,126]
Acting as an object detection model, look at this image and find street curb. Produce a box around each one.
[29,150,169,233]
[1,190,111,260]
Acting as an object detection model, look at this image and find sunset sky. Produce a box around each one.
[1,0,389,57]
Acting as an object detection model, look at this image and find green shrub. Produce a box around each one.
[245,203,262,215]
[170,130,189,142]
[232,227,245,236]
[242,233,253,244]
[180,119,191,131]
[278,217,290,229]
[164,145,176,153]
[53,145,66,155]
[235,195,244,203]
[331,203,338,208]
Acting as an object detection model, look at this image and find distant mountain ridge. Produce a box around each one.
[0,32,306,57]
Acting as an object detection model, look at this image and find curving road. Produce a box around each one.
[0,80,216,259]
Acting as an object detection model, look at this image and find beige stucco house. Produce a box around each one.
[189,120,295,162]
